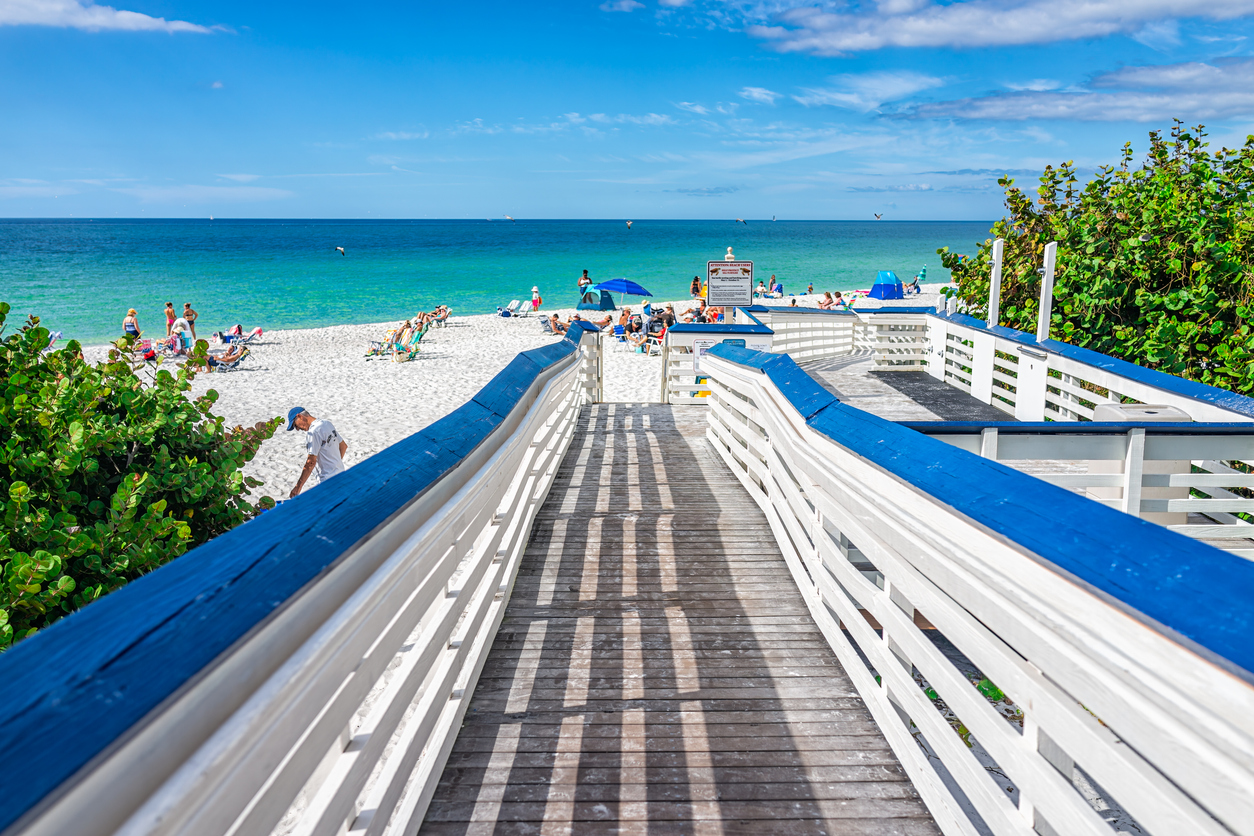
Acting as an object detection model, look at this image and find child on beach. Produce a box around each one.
[164,302,175,336]
[532,287,542,312]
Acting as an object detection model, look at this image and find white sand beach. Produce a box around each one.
[84,284,950,503]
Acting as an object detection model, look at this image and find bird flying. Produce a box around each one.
[626,220,633,229]
[336,246,346,255]
[874,214,883,220]
[505,215,516,222]
[735,218,747,225]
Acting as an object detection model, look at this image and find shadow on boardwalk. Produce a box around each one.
[421,404,937,835]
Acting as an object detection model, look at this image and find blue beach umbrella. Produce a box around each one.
[595,278,653,305]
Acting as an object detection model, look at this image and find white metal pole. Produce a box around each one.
[988,238,1004,327]
[1036,241,1057,342]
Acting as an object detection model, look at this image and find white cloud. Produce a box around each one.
[217,173,260,182]
[912,57,1254,121]
[676,101,709,114]
[658,0,690,6]
[374,130,430,140]
[0,0,214,32]
[794,71,944,111]
[0,179,73,198]
[739,86,781,104]
[211,81,224,89]
[113,185,292,203]
[599,0,644,11]
[848,183,934,192]
[588,112,675,125]
[743,0,1254,55]
[1005,79,1061,92]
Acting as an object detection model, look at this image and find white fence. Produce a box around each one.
[701,346,1254,836]
[9,331,601,836]
[921,426,1254,557]
[930,314,1254,423]
[659,321,773,404]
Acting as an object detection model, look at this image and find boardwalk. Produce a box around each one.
[422,404,938,835]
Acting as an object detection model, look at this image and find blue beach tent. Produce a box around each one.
[577,289,616,311]
[868,270,904,300]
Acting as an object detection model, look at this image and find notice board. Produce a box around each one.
[707,261,753,307]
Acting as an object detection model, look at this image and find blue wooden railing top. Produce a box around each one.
[0,331,590,833]
[705,342,1254,682]
[935,311,1254,421]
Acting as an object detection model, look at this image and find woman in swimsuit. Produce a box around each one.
[183,303,199,340]
[165,302,175,336]
[123,309,140,337]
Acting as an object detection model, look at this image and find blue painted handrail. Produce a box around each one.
[936,311,1254,421]
[705,342,1254,681]
[900,421,1254,435]
[0,332,589,833]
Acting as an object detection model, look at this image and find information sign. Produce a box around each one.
[692,336,771,372]
[707,260,754,307]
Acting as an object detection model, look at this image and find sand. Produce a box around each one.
[82,285,950,503]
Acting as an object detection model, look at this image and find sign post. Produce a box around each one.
[707,259,753,308]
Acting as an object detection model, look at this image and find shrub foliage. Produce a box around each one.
[938,122,1254,395]
[0,303,279,647]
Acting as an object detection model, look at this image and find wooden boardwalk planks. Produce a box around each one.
[421,404,938,835]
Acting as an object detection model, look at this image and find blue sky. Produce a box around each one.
[4,0,1254,219]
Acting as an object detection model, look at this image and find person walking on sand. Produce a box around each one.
[288,407,348,498]
[164,302,176,336]
[122,309,140,338]
[690,276,701,297]
[183,303,199,340]
[532,286,542,313]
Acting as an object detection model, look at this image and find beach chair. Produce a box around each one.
[212,347,251,372]
[646,326,667,352]
[612,324,626,342]
[539,318,554,335]
[392,324,429,362]
[433,308,451,327]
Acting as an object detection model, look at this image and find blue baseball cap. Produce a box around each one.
[286,406,307,431]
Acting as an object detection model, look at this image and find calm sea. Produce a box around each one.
[0,219,992,344]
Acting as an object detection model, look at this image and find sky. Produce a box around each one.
[4,0,1254,219]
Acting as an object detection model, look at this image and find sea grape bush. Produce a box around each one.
[0,303,280,647]
[938,122,1254,395]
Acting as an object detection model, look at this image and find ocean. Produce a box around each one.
[0,219,992,345]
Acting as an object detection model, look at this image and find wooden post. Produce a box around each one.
[1122,428,1146,516]
[988,238,1004,327]
[1036,242,1057,342]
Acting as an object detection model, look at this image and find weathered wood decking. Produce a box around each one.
[421,404,938,835]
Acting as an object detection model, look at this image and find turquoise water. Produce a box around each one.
[0,219,992,344]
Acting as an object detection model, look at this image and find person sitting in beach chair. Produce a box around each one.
[591,314,614,329]
[548,314,567,335]
[755,280,767,297]
[431,305,451,326]
[189,345,250,372]
[903,273,921,295]
[818,291,835,310]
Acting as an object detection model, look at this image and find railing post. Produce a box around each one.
[659,343,670,404]
[1014,345,1048,421]
[1122,428,1146,516]
[925,316,947,381]
[969,330,996,405]
[988,237,1004,327]
[1036,242,1057,342]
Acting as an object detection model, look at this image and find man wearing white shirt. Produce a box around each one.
[287,406,348,497]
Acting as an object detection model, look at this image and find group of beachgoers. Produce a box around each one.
[547,298,725,356]
[121,303,264,371]
[365,305,451,361]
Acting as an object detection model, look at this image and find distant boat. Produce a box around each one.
[209,216,214,220]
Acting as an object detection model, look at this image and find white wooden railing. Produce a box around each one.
[929,313,1254,423]
[701,345,1254,836]
[5,330,601,836]
[659,318,773,404]
[918,426,1254,557]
